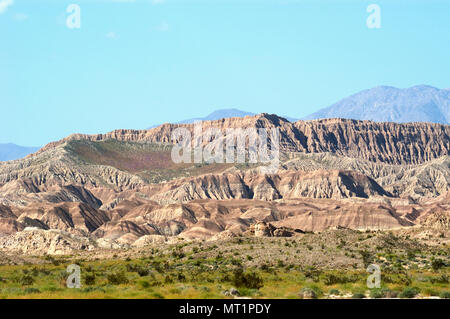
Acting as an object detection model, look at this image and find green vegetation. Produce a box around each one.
[65,139,233,184]
[399,287,420,298]
[0,257,447,299]
[0,232,448,299]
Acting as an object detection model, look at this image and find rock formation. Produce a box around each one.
[0,114,448,252]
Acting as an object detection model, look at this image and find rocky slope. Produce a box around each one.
[34,114,450,165]
[282,153,450,199]
[1,194,448,252]
[147,169,390,204]
[0,114,448,252]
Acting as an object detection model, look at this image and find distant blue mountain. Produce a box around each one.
[177,108,255,124]
[148,108,298,128]
[0,144,40,162]
[303,85,450,124]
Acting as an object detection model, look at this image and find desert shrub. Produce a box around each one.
[106,271,129,285]
[303,266,321,281]
[322,273,359,285]
[138,280,150,289]
[82,287,106,293]
[352,293,366,299]
[232,268,264,290]
[369,288,385,299]
[126,263,142,273]
[151,292,165,299]
[284,264,295,271]
[216,252,224,260]
[171,250,185,259]
[328,289,340,295]
[430,274,449,284]
[125,263,136,272]
[30,267,40,277]
[259,264,270,272]
[84,273,96,286]
[20,275,35,286]
[380,233,399,248]
[151,261,164,273]
[431,258,446,271]
[38,267,51,276]
[399,287,420,299]
[56,270,68,287]
[359,250,374,267]
[384,273,412,285]
[230,258,242,267]
[176,272,186,282]
[85,265,94,273]
[169,287,182,294]
[164,275,174,284]
[237,288,262,297]
[44,255,61,266]
[137,268,149,277]
[398,274,412,286]
[149,281,162,287]
[406,250,416,260]
[23,287,40,294]
[219,273,232,283]
[439,291,450,299]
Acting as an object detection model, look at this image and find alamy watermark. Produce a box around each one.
[64,3,380,30]
[66,264,81,288]
[171,122,280,174]
[366,264,381,288]
[66,4,81,29]
[367,4,381,29]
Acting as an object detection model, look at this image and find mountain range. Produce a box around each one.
[0,113,448,251]
[304,85,449,124]
[147,85,449,130]
[2,84,448,163]
[0,144,40,162]
[148,108,298,128]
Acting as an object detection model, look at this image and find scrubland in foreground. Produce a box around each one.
[0,229,448,299]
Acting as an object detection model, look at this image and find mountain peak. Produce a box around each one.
[205,108,255,119]
[0,144,40,162]
[304,85,449,124]
[256,113,290,125]
[408,84,439,90]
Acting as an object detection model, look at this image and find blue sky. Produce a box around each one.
[1,0,449,146]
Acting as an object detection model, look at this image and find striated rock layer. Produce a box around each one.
[0,114,448,252]
[33,114,450,165]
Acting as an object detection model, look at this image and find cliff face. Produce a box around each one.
[147,170,390,204]
[292,119,449,164]
[34,115,450,165]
